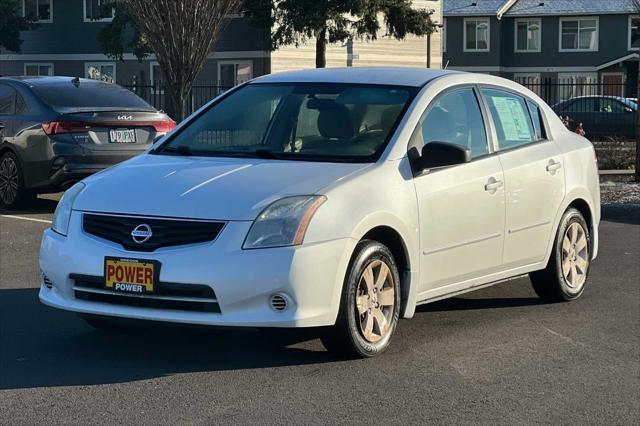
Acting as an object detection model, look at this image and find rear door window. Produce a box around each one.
[0,84,16,115]
[526,100,546,141]
[481,88,535,151]
[32,81,154,112]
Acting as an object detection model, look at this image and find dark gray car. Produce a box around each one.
[0,76,175,208]
[552,96,636,140]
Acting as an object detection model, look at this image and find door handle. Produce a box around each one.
[0,122,5,130]
[484,177,503,194]
[546,159,562,175]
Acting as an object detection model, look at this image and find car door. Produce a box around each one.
[412,86,506,294]
[480,88,565,268]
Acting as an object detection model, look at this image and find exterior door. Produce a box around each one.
[480,88,565,268]
[412,87,506,292]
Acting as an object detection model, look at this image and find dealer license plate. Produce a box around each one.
[104,257,158,294]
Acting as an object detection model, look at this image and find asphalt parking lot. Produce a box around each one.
[1,198,638,424]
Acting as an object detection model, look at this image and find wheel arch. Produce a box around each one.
[350,216,419,319]
[544,190,599,266]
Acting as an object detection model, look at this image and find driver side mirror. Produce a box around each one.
[411,141,472,174]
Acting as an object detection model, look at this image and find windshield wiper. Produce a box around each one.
[254,148,284,159]
[157,145,194,156]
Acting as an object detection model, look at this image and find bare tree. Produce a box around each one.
[114,0,242,121]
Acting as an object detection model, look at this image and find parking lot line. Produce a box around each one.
[0,214,52,224]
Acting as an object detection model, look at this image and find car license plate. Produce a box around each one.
[104,257,159,294]
[109,129,136,143]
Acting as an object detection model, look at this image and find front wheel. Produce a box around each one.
[530,208,591,302]
[320,240,401,358]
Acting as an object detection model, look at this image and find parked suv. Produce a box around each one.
[0,76,175,208]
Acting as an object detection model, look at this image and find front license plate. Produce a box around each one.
[109,129,136,143]
[104,257,159,294]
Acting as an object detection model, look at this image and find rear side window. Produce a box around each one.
[597,98,626,113]
[481,88,534,150]
[0,84,16,115]
[417,87,489,159]
[32,82,154,112]
[526,100,546,141]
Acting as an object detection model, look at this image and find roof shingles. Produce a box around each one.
[443,0,638,17]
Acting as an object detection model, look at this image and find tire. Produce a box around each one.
[0,151,36,209]
[320,240,401,358]
[530,208,591,302]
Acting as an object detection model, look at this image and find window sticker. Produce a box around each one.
[491,96,532,141]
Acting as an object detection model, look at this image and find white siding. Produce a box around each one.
[271,0,443,73]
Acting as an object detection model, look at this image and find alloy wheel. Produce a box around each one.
[355,259,396,343]
[561,222,589,290]
[0,156,19,206]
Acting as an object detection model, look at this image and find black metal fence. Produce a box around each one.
[120,78,637,141]
[514,78,637,141]
[120,81,230,118]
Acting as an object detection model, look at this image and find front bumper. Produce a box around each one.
[39,211,355,328]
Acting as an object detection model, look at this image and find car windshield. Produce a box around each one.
[155,83,415,162]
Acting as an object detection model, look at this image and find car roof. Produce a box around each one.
[251,67,460,87]
[0,76,112,88]
[564,95,627,101]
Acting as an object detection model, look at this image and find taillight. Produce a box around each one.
[152,120,176,133]
[41,119,176,135]
[42,121,92,135]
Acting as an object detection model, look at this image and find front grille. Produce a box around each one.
[72,274,220,313]
[83,213,225,252]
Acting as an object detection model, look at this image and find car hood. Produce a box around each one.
[74,154,370,221]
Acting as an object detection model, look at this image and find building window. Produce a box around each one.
[218,61,253,87]
[629,16,640,50]
[85,62,116,83]
[514,73,540,95]
[149,61,165,94]
[24,63,54,76]
[515,19,541,52]
[558,73,598,100]
[559,17,598,51]
[84,0,114,22]
[22,0,53,23]
[464,18,490,52]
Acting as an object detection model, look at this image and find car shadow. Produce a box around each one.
[0,196,59,215]
[416,296,545,313]
[0,288,340,390]
[601,204,640,225]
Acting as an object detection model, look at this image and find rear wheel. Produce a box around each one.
[320,240,401,358]
[0,152,35,209]
[530,208,591,302]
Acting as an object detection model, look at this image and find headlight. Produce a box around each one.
[51,182,85,236]
[243,195,327,249]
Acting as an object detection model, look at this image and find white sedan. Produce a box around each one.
[39,68,600,357]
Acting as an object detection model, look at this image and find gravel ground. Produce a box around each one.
[600,181,640,205]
